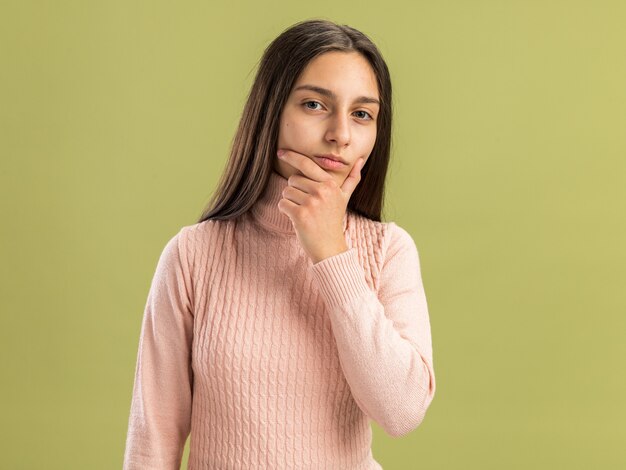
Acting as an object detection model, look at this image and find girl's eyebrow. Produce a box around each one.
[294,84,380,106]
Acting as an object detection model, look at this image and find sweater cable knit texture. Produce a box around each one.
[123,169,436,469]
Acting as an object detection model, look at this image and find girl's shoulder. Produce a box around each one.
[179,218,221,236]
[175,217,233,253]
[347,211,395,255]
[348,212,419,261]
[347,210,395,236]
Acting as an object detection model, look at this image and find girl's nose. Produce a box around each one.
[325,114,351,147]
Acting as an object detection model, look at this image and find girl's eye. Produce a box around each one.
[354,110,373,121]
[302,101,374,121]
[303,101,323,111]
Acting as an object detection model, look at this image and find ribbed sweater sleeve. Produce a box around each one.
[123,228,194,470]
[309,221,436,438]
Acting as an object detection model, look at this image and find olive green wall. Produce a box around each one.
[1,1,624,468]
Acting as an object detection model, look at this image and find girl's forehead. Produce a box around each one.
[292,54,379,102]
[299,52,374,78]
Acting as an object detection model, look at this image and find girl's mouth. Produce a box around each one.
[313,156,346,170]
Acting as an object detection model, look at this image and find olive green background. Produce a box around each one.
[1,1,624,469]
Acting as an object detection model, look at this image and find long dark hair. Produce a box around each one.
[197,18,393,224]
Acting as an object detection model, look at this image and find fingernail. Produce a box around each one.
[277,149,285,157]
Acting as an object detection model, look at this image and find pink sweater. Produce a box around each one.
[123,170,436,469]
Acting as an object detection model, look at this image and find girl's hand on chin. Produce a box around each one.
[276,148,364,264]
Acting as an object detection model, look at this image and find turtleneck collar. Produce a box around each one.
[250,170,348,235]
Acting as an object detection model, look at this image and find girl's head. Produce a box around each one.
[198,19,393,223]
[275,50,379,185]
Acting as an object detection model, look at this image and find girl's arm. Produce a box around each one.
[123,228,194,469]
[310,221,436,438]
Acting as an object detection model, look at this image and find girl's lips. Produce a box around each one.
[313,156,346,170]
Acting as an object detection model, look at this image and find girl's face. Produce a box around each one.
[275,51,380,186]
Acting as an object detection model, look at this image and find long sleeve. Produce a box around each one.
[309,221,436,438]
[123,228,195,469]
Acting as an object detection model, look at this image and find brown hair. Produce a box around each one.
[197,18,393,224]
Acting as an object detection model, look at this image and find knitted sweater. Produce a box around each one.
[123,169,436,470]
